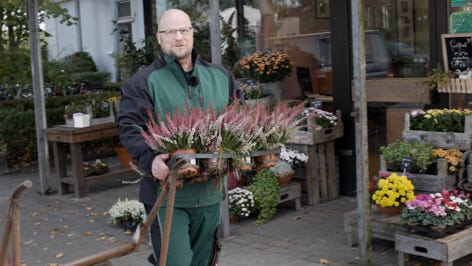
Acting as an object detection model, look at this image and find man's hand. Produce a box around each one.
[151,153,170,181]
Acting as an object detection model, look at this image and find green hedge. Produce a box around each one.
[0,91,121,169]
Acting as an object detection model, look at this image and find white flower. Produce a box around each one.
[108,198,145,225]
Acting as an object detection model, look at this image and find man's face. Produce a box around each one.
[157,11,194,60]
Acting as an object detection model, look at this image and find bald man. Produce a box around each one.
[117,9,237,266]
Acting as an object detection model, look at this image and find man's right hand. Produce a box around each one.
[151,153,170,181]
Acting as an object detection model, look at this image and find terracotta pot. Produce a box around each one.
[170,148,199,180]
[229,215,240,224]
[254,153,278,170]
[376,204,403,217]
[277,171,295,187]
[114,145,132,168]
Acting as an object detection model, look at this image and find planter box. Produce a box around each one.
[379,155,456,193]
[288,110,344,145]
[437,78,472,93]
[402,113,472,150]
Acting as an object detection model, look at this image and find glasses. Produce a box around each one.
[158,27,193,38]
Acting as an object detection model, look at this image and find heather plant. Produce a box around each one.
[139,104,212,153]
[302,107,338,130]
[409,108,472,133]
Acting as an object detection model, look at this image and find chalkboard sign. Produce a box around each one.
[442,33,472,72]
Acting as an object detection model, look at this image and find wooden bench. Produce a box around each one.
[396,226,472,266]
[46,123,134,198]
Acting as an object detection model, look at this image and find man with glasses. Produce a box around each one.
[117,8,237,266]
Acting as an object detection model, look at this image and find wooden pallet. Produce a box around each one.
[278,182,301,210]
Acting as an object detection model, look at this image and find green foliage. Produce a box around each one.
[115,37,156,80]
[248,169,280,225]
[221,12,240,71]
[62,52,98,73]
[409,109,470,133]
[425,64,449,91]
[0,92,120,168]
[379,140,435,174]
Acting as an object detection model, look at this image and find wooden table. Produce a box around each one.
[46,123,133,198]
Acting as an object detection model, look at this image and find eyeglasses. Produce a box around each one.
[158,27,193,38]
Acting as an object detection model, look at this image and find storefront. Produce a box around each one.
[225,0,469,196]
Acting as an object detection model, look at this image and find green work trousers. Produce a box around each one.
[157,203,220,266]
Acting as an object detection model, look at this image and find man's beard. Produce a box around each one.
[171,49,191,60]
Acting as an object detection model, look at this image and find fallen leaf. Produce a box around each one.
[84,231,92,236]
[43,247,48,252]
[292,216,301,220]
[43,217,49,221]
[96,236,106,241]
[89,219,95,223]
[85,207,93,211]
[320,258,329,264]
[55,253,64,259]
[47,263,58,266]
[32,211,39,216]
[34,222,41,226]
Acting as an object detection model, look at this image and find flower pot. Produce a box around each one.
[170,148,199,180]
[254,153,278,170]
[377,204,403,217]
[277,171,295,187]
[262,82,281,101]
[114,145,132,168]
[229,215,240,224]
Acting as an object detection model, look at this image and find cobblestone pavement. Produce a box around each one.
[2,166,472,266]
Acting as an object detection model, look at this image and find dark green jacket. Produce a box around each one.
[117,50,237,207]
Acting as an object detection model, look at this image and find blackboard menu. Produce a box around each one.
[442,33,472,72]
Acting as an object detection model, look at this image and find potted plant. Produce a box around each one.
[64,101,92,127]
[401,190,472,234]
[279,146,309,169]
[379,140,436,174]
[108,198,145,231]
[238,49,294,100]
[301,107,338,131]
[371,172,415,216]
[404,108,472,150]
[228,187,255,222]
[269,159,295,187]
[248,168,280,225]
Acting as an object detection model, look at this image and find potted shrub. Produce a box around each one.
[379,140,436,174]
[64,101,92,127]
[248,168,280,225]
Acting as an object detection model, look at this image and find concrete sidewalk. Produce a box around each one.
[1,166,472,266]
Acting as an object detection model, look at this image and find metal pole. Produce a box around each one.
[351,0,370,264]
[27,0,50,194]
[210,0,221,64]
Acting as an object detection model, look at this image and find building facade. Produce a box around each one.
[45,0,472,196]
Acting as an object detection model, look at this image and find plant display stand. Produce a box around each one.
[277,182,301,210]
[402,113,472,150]
[343,207,403,247]
[379,155,456,193]
[395,225,472,266]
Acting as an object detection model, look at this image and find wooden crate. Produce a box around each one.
[437,78,472,93]
[287,141,339,205]
[379,155,456,193]
[396,226,472,266]
[402,113,472,150]
[343,208,403,247]
[277,182,301,210]
[291,110,344,145]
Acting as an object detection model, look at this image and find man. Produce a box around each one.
[117,9,237,266]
